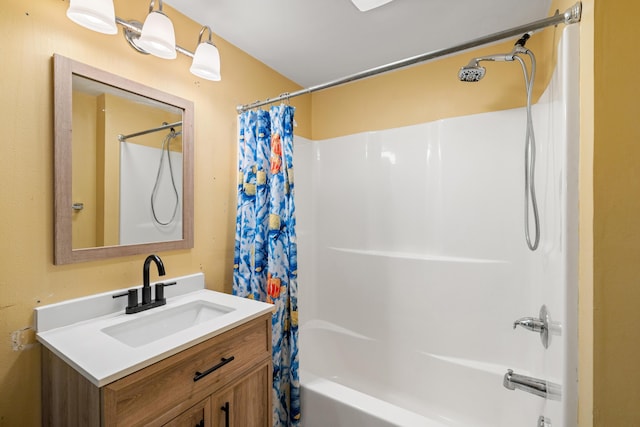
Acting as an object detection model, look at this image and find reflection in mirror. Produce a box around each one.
[54,55,194,264]
[71,75,183,249]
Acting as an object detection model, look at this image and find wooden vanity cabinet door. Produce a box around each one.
[211,389,233,427]
[163,397,211,427]
[211,360,272,427]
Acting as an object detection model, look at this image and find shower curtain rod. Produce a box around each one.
[118,121,183,142]
[236,1,581,113]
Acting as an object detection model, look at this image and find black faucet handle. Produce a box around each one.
[154,281,177,303]
[113,289,139,309]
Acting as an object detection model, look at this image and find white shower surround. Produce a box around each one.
[295,25,578,427]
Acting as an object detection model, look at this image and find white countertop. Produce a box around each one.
[35,273,273,387]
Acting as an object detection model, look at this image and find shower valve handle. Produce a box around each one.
[513,317,545,333]
[512,305,552,349]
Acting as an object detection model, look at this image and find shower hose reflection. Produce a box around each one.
[151,129,180,226]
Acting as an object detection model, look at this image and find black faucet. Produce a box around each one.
[113,254,177,314]
[142,254,165,305]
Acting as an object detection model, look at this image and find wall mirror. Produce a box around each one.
[54,54,194,264]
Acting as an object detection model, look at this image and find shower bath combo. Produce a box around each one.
[295,27,579,424]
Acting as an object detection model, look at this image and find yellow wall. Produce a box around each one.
[0,0,309,425]
[311,17,562,140]
[593,0,640,425]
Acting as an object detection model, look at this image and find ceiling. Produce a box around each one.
[166,0,552,88]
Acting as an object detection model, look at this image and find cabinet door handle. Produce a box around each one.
[220,401,230,427]
[193,356,235,382]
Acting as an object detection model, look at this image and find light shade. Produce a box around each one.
[136,11,176,59]
[190,42,221,81]
[350,0,394,12]
[66,0,117,34]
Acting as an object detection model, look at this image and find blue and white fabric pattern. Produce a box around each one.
[233,105,300,426]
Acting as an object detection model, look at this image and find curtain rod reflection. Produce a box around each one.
[118,121,182,142]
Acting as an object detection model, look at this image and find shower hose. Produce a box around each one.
[514,50,540,251]
[151,130,180,226]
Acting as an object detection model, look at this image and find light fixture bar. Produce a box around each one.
[115,17,194,58]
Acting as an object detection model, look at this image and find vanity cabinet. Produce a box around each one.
[42,313,272,427]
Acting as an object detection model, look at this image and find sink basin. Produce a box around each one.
[102,300,235,347]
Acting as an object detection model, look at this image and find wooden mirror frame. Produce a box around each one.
[53,54,194,264]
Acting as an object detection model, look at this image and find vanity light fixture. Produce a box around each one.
[67,0,118,34]
[136,0,176,59]
[189,26,221,81]
[65,0,222,81]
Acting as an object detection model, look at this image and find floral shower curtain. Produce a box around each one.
[233,105,300,426]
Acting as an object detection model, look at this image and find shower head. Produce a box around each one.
[458,33,533,83]
[458,62,486,82]
[457,53,516,82]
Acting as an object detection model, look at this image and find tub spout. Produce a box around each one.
[503,369,561,400]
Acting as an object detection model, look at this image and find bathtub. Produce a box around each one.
[301,371,449,427]
[297,254,552,427]
[295,26,578,427]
